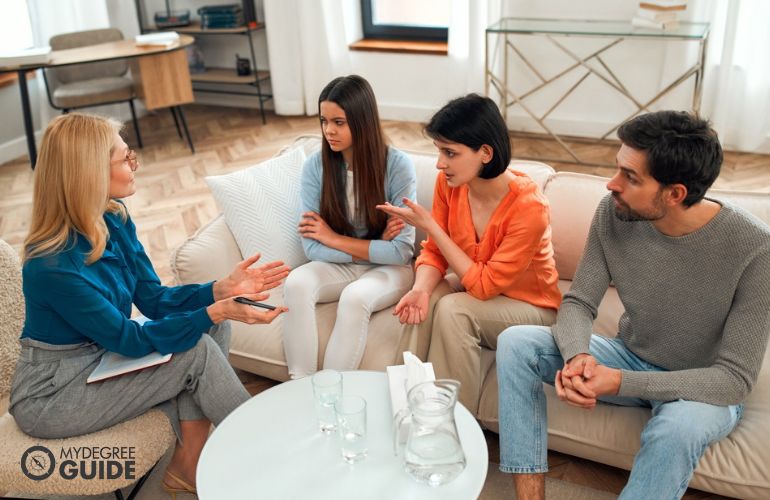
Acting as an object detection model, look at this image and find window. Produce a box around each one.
[361,0,449,42]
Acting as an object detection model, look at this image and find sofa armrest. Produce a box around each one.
[171,214,243,285]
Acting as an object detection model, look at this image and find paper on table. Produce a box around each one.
[386,351,436,418]
[135,32,180,47]
[86,316,172,383]
[0,46,51,67]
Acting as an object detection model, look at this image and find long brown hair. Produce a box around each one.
[318,75,388,239]
[24,113,125,264]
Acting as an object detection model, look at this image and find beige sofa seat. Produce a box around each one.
[174,136,770,498]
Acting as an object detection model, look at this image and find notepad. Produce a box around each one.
[86,316,172,383]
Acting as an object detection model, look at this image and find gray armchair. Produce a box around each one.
[43,28,143,148]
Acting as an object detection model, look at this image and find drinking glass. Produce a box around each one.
[334,395,368,464]
[311,369,343,435]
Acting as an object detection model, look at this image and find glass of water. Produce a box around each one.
[311,370,343,435]
[334,395,368,464]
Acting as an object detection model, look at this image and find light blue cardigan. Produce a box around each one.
[299,147,417,265]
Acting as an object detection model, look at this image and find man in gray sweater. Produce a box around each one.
[496,110,770,500]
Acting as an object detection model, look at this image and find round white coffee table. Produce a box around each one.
[197,371,488,499]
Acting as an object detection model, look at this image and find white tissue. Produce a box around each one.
[386,351,436,418]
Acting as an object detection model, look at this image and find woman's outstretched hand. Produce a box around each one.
[214,253,290,301]
[376,198,434,232]
[392,289,429,325]
[381,216,406,241]
[207,292,288,325]
[298,211,338,246]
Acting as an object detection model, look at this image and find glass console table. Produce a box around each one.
[485,18,710,165]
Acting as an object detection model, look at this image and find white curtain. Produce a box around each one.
[694,0,770,153]
[264,0,506,116]
[264,0,354,115]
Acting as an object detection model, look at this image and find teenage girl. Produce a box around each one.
[282,75,417,378]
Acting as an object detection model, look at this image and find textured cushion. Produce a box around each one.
[52,76,134,109]
[0,410,173,495]
[205,147,308,271]
[0,239,23,401]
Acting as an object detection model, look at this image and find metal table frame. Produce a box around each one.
[485,18,710,166]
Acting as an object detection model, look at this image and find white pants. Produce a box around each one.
[282,261,414,378]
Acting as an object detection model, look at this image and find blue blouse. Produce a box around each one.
[21,207,215,357]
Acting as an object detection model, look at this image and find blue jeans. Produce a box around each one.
[496,325,742,500]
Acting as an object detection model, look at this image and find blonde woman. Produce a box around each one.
[9,114,288,497]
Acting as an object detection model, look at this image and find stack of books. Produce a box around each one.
[198,4,245,29]
[632,1,687,30]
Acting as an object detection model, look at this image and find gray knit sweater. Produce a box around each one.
[553,195,770,406]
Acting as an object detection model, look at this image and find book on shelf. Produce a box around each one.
[632,16,680,30]
[636,7,679,22]
[639,1,687,11]
[86,316,173,383]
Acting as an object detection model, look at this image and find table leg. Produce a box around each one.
[17,69,36,168]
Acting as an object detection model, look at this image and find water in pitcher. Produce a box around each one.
[404,428,466,486]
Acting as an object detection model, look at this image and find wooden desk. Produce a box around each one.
[0,35,194,167]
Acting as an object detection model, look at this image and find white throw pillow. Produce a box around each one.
[205,147,309,270]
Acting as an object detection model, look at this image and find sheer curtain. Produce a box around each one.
[694,0,770,153]
[264,0,354,115]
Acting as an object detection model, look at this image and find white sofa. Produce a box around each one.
[173,135,770,499]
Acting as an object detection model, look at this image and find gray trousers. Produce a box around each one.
[9,322,249,441]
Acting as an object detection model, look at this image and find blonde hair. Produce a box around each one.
[24,113,126,265]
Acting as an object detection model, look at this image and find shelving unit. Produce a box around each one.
[133,2,272,123]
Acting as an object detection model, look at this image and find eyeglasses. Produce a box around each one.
[112,149,139,171]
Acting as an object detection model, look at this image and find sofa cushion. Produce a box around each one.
[205,147,309,270]
[544,172,610,280]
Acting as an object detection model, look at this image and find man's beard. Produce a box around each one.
[612,192,667,222]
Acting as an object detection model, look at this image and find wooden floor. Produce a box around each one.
[3,104,767,499]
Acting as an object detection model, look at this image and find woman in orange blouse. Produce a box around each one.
[377,94,561,414]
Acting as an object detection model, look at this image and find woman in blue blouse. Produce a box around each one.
[9,113,288,495]
[282,75,417,378]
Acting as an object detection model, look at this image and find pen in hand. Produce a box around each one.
[233,296,277,310]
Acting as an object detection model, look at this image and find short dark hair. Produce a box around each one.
[617,111,723,207]
[425,94,511,179]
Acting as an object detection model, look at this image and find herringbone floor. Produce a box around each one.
[2,104,766,499]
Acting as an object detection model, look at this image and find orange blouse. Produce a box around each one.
[415,170,561,310]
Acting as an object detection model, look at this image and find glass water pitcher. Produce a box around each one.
[393,379,467,487]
